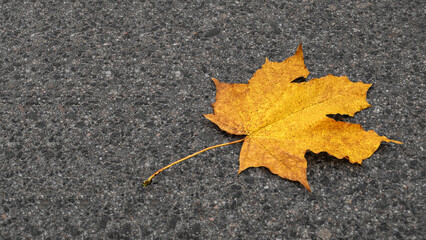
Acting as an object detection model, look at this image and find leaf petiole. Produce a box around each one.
[143,138,245,187]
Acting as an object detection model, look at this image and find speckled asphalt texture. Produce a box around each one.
[0,0,424,239]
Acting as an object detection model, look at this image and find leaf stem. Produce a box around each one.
[143,138,245,187]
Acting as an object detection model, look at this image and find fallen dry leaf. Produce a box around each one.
[204,44,401,191]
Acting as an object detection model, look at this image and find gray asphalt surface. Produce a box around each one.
[0,1,424,239]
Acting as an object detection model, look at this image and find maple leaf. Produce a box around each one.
[204,44,402,191]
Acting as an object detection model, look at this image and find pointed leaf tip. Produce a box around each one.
[296,43,303,53]
[211,77,220,86]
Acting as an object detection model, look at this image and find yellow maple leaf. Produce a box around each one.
[143,44,402,191]
[204,44,401,191]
